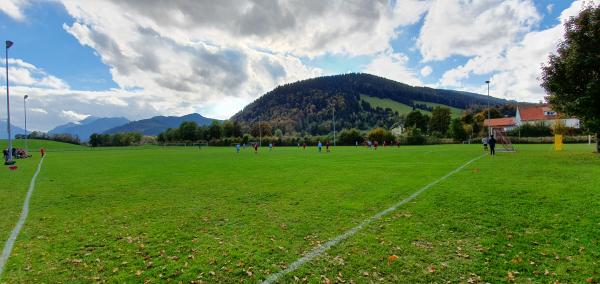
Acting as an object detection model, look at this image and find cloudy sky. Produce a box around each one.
[0,0,596,131]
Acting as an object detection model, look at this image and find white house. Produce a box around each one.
[485,105,580,131]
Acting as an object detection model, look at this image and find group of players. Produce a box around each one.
[234,139,399,154]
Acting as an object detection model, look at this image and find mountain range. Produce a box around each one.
[0,120,27,139]
[49,116,130,141]
[103,113,215,136]
[42,73,519,139]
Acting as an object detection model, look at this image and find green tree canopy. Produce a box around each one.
[429,107,452,135]
[541,3,600,152]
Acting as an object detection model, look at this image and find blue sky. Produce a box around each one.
[0,0,594,131]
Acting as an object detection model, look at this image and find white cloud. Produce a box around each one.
[0,0,28,21]
[546,4,554,13]
[52,0,433,120]
[364,50,422,86]
[418,0,541,61]
[1,58,69,89]
[60,110,89,122]
[420,65,432,77]
[29,108,47,114]
[437,0,600,102]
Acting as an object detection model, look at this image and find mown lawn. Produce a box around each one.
[1,143,598,283]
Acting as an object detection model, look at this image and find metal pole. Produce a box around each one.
[259,117,262,147]
[486,80,491,139]
[5,41,14,165]
[24,95,28,154]
[332,106,336,147]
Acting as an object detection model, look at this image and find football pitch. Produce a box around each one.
[1,141,599,283]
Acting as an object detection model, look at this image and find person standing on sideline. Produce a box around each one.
[482,137,488,151]
[326,141,330,152]
[40,147,46,157]
[303,143,307,150]
[355,141,358,147]
[253,143,259,154]
[317,141,322,153]
[269,143,273,151]
[236,143,241,153]
[488,135,497,155]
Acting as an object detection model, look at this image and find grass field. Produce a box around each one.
[1,140,599,283]
[360,96,464,119]
[360,95,415,116]
[413,100,464,118]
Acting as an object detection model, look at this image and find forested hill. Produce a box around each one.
[232,73,514,135]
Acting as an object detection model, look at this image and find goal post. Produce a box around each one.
[493,128,515,152]
[192,141,209,149]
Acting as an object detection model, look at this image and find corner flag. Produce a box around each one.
[6,41,13,49]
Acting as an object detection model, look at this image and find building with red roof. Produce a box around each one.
[484,105,580,131]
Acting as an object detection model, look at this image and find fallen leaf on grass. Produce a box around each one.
[387,255,398,264]
[585,278,593,283]
[427,265,435,273]
[507,271,515,282]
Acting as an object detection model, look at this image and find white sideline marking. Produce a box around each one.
[0,156,45,277]
[262,154,485,284]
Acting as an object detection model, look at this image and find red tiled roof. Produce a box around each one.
[484,117,516,127]
[519,105,556,121]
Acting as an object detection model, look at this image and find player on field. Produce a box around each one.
[488,135,497,155]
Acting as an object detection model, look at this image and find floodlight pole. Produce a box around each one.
[5,40,14,165]
[332,106,336,147]
[24,95,28,154]
[259,117,262,147]
[486,80,491,139]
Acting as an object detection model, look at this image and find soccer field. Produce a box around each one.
[1,141,599,283]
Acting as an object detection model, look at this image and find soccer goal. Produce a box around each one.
[192,141,209,149]
[493,128,515,152]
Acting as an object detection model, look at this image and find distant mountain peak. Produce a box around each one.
[103,113,218,136]
[49,117,130,141]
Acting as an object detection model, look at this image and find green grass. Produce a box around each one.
[1,142,598,283]
[360,96,465,118]
[361,95,415,115]
[414,100,464,118]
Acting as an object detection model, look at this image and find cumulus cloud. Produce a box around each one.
[364,50,423,86]
[0,0,28,21]
[0,58,69,89]
[54,0,432,121]
[420,66,432,77]
[418,0,540,61]
[60,110,89,122]
[437,0,599,102]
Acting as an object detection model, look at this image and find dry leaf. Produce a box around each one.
[507,271,515,282]
[387,255,398,264]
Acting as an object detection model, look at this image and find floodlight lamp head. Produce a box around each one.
[485,80,490,84]
[24,95,29,99]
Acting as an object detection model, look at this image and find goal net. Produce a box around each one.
[192,141,209,148]
[493,128,515,152]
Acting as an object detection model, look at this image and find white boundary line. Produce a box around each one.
[262,154,485,284]
[0,155,46,277]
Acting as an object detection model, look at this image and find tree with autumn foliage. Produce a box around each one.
[541,3,600,152]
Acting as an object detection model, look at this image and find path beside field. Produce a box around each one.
[0,156,45,277]
[262,153,485,284]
